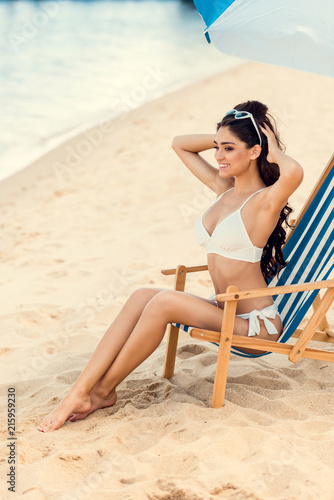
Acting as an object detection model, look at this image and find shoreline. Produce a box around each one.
[1,59,244,187]
[2,60,333,199]
[0,66,239,194]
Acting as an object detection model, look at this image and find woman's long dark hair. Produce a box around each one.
[217,100,293,282]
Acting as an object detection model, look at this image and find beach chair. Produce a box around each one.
[161,153,334,408]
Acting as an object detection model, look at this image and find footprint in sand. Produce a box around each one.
[155,479,198,500]
[57,371,81,385]
[123,378,166,399]
[119,477,139,485]
[0,347,11,356]
[58,453,83,462]
[229,370,292,391]
[19,445,53,465]
[115,378,170,410]
[16,307,67,336]
[177,344,209,359]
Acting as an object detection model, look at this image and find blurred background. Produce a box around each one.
[0,0,241,182]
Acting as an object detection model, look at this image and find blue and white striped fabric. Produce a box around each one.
[171,162,334,358]
[272,166,334,342]
[193,0,334,78]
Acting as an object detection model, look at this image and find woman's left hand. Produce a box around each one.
[260,123,281,164]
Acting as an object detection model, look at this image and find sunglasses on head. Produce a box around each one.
[224,109,262,147]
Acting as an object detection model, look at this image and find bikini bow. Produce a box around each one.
[247,307,279,336]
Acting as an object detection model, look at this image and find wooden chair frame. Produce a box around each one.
[161,153,334,408]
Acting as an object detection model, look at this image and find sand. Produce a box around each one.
[1,62,334,500]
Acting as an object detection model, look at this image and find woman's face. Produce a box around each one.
[214,126,256,178]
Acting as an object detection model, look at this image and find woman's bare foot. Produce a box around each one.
[68,388,117,422]
[37,391,91,433]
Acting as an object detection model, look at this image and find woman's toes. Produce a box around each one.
[37,420,52,432]
[37,410,67,432]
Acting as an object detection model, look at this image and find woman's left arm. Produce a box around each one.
[260,123,304,210]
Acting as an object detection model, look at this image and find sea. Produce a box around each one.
[0,0,242,182]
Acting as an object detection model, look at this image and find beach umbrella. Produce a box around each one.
[193,0,334,77]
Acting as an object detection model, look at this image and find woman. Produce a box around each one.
[38,100,303,432]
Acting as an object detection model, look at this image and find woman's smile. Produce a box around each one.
[218,163,230,171]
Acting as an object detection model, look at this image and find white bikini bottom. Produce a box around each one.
[236,305,280,337]
[210,294,280,337]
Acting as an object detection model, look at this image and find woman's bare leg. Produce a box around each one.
[70,296,281,420]
[37,287,167,432]
[79,290,240,405]
[37,288,220,432]
[38,289,249,432]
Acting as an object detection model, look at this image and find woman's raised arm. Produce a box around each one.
[172,134,227,194]
[260,124,304,211]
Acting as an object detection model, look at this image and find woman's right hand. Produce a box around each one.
[171,134,220,193]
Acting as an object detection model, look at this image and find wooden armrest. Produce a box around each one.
[215,279,334,303]
[161,264,208,276]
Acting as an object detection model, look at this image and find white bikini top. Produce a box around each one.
[193,188,265,263]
